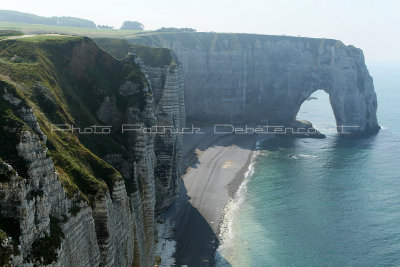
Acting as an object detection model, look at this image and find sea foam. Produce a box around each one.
[216,139,263,265]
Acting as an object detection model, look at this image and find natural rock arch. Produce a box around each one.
[287,46,379,136]
[131,33,380,135]
[295,89,337,131]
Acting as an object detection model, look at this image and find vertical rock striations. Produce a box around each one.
[94,39,187,211]
[0,37,185,266]
[130,32,379,135]
[0,87,102,266]
[0,30,380,267]
[145,55,186,212]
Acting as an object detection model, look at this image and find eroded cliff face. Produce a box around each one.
[0,92,103,266]
[0,37,185,266]
[130,32,379,135]
[145,58,185,212]
[94,38,186,211]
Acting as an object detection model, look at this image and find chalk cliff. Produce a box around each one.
[0,31,380,267]
[130,32,379,135]
[147,59,185,211]
[0,36,185,266]
[94,39,186,211]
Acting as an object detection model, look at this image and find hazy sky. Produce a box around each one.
[2,0,400,62]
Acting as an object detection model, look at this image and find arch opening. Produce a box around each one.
[296,89,337,135]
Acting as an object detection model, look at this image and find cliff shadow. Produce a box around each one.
[159,182,232,267]
[166,130,263,266]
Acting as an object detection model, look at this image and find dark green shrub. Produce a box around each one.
[29,216,64,265]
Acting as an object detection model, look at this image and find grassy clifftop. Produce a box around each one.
[128,31,346,53]
[0,35,148,202]
[94,37,173,67]
[0,21,144,39]
[0,21,348,54]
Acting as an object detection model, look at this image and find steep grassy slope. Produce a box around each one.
[93,38,132,60]
[94,37,173,67]
[0,35,148,202]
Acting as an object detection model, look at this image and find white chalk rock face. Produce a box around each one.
[144,54,186,212]
[131,33,379,135]
[0,47,185,266]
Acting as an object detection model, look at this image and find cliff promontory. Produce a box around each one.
[130,32,379,135]
[0,35,185,266]
[0,31,380,267]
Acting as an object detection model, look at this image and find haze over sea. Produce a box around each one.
[217,62,400,266]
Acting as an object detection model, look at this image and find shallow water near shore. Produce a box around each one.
[216,64,400,266]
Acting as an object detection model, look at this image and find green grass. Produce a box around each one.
[0,21,146,38]
[0,35,150,202]
[94,38,173,67]
[128,31,345,54]
[14,34,81,43]
[0,81,30,179]
[131,45,172,67]
[94,38,132,60]
[0,22,347,55]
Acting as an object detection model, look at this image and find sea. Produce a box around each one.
[216,62,400,266]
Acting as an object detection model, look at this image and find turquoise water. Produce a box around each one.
[217,63,400,266]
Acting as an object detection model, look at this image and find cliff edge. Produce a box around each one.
[0,35,185,266]
[130,32,379,136]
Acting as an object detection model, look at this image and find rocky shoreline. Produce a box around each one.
[155,131,268,266]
